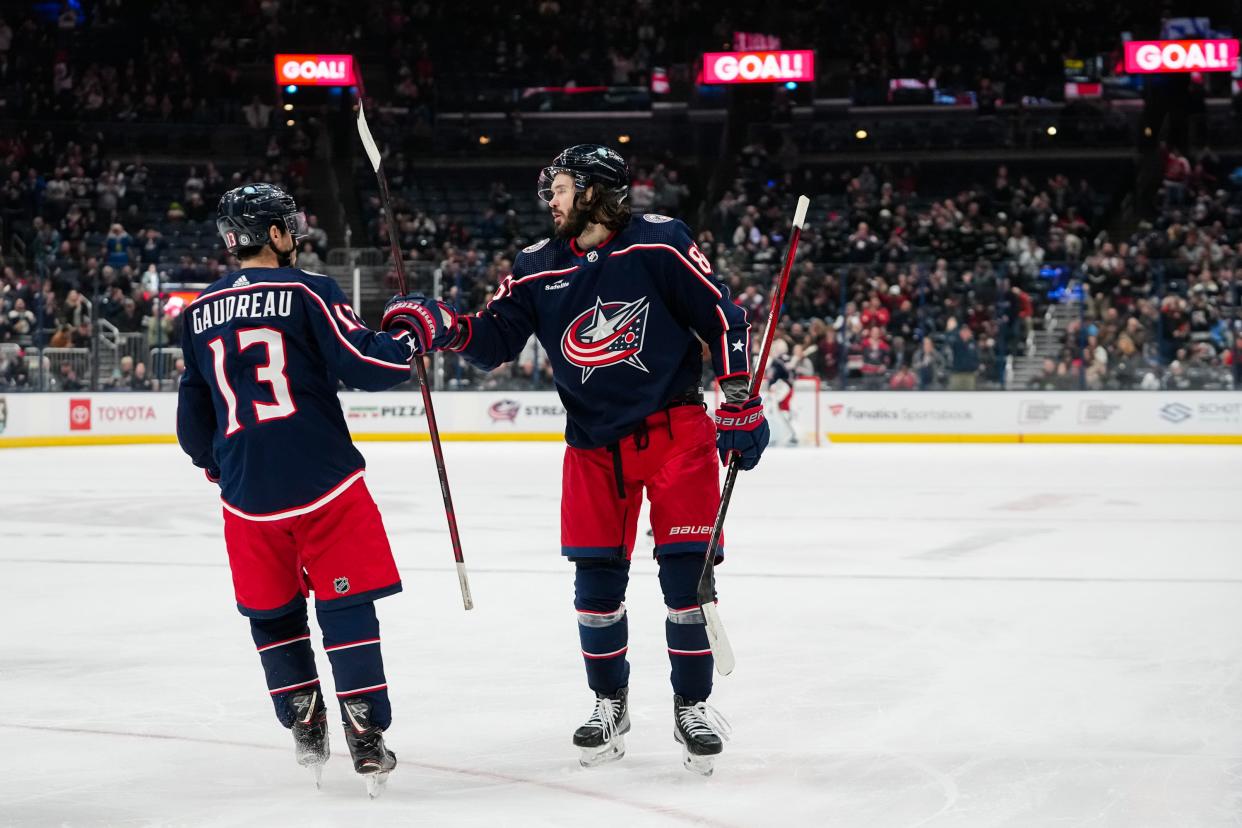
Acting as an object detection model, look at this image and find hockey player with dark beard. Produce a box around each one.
[177,184,420,796]
[379,145,769,775]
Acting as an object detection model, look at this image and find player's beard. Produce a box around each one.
[553,201,590,241]
[273,237,297,268]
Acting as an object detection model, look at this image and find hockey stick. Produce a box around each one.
[357,99,474,611]
[698,194,810,675]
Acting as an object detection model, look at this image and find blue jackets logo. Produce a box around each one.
[560,296,650,382]
[488,399,521,423]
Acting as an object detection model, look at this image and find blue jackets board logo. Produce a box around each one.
[488,399,521,423]
[560,296,651,382]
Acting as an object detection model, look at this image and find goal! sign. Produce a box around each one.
[1123,39,1238,73]
[702,50,815,84]
[274,54,357,86]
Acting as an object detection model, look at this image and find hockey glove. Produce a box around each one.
[380,294,459,354]
[714,396,770,471]
[204,467,221,484]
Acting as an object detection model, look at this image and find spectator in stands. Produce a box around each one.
[1028,358,1059,390]
[652,165,689,214]
[56,360,84,391]
[115,298,143,333]
[948,323,979,390]
[130,361,153,391]
[104,223,132,269]
[305,214,328,254]
[297,241,322,271]
[889,364,916,390]
[71,319,92,349]
[7,297,35,340]
[859,326,890,390]
[242,95,272,130]
[913,335,943,389]
[185,191,210,222]
[138,228,165,266]
[111,355,135,388]
[49,323,73,348]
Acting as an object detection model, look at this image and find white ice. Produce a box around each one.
[1,442,1240,827]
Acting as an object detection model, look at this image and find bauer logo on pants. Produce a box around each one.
[334,577,350,594]
[560,296,650,383]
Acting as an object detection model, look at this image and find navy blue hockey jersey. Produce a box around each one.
[453,214,750,448]
[176,267,415,517]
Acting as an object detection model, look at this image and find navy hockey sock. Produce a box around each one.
[659,555,713,701]
[250,604,320,728]
[316,601,391,730]
[574,560,631,695]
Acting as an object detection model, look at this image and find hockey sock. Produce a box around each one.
[574,559,631,695]
[250,604,320,728]
[659,555,713,701]
[316,601,391,730]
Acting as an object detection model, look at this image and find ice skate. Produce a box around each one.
[288,686,329,788]
[341,697,397,798]
[673,695,731,776]
[573,687,630,767]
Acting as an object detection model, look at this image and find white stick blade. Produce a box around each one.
[793,195,810,229]
[702,602,736,676]
[356,101,383,173]
[457,561,474,610]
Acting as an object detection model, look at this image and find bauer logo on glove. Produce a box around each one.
[713,396,770,470]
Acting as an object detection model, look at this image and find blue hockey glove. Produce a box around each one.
[380,294,459,354]
[204,467,221,484]
[714,396,770,471]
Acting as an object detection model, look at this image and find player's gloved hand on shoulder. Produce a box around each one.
[380,294,459,354]
[714,395,769,471]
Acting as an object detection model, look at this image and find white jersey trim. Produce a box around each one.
[223,469,365,522]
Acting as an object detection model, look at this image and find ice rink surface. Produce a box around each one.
[1,442,1240,827]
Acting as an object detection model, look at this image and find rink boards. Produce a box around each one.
[0,389,1240,447]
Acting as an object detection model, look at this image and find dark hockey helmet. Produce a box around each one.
[216,183,308,254]
[537,144,630,204]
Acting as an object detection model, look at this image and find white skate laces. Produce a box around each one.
[677,701,732,743]
[586,695,623,742]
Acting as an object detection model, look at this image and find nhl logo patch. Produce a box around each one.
[334,577,351,594]
[586,250,599,262]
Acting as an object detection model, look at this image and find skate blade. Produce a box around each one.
[365,771,391,798]
[681,751,716,777]
[578,736,626,768]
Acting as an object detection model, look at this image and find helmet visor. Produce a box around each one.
[537,167,581,203]
[281,211,309,242]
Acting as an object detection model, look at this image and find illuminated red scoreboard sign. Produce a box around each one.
[1123,39,1238,73]
[274,54,357,86]
[702,50,815,84]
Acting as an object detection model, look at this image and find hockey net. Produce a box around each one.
[712,375,821,447]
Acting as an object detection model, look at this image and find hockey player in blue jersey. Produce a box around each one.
[176,184,416,795]
[380,145,770,775]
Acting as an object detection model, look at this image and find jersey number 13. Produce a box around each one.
[206,327,297,436]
